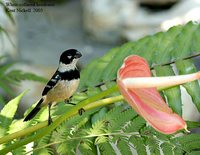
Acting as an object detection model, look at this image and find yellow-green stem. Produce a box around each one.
[0,84,175,154]
[0,85,119,154]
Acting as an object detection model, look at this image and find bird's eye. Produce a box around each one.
[67,55,72,59]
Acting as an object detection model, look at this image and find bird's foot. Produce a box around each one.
[64,99,69,104]
[64,99,76,105]
[78,108,85,115]
[48,117,53,126]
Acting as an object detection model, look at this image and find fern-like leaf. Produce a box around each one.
[145,137,161,155]
[173,134,200,153]
[155,65,182,116]
[129,135,147,155]
[160,142,174,155]
[0,91,26,149]
[123,116,146,133]
[5,70,47,84]
[117,139,132,155]
[99,142,116,155]
[108,108,137,132]
[176,59,200,111]
[33,133,53,155]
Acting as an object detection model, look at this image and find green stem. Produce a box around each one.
[0,121,47,145]
[0,85,119,154]
[0,83,178,154]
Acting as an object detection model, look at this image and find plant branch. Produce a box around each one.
[0,80,180,151]
[0,85,119,154]
[0,121,47,145]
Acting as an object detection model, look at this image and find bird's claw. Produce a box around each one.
[48,117,53,125]
[78,108,85,115]
[65,99,75,105]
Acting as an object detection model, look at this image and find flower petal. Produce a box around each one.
[117,55,187,134]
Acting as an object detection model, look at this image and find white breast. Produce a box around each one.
[44,79,80,104]
[61,79,80,98]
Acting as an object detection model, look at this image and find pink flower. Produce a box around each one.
[117,55,200,134]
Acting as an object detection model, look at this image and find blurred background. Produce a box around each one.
[1,0,200,120]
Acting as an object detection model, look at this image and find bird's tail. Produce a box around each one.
[23,98,44,121]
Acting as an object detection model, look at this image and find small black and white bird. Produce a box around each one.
[24,49,82,125]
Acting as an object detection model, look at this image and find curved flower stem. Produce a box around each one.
[122,72,200,89]
[0,85,119,154]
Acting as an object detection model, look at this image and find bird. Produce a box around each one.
[24,49,82,125]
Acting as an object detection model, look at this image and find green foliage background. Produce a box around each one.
[1,22,200,154]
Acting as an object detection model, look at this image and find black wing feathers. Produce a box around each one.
[42,70,61,96]
[41,69,80,96]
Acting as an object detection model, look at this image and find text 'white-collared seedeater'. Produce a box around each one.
[24,49,82,125]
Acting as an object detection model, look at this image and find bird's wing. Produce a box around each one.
[42,70,61,96]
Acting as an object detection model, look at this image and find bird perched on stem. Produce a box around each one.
[24,49,82,125]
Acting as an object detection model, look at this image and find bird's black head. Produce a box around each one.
[60,49,82,64]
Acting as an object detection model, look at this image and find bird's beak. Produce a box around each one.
[75,51,82,58]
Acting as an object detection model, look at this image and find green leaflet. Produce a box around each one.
[176,59,200,112]
[0,63,47,96]
[0,91,27,137]
[99,143,116,155]
[186,151,200,155]
[186,121,200,129]
[80,47,120,89]
[33,133,53,155]
[173,22,200,59]
[129,136,147,155]
[172,134,200,153]
[108,108,137,132]
[0,91,27,149]
[153,25,182,64]
[11,145,26,155]
[124,116,146,133]
[79,139,96,155]
[102,42,136,81]
[160,142,174,155]
[0,80,14,95]
[5,70,47,84]
[0,96,5,108]
[0,63,15,75]
[117,139,132,155]
[91,107,108,124]
[154,65,182,116]
[146,137,161,155]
